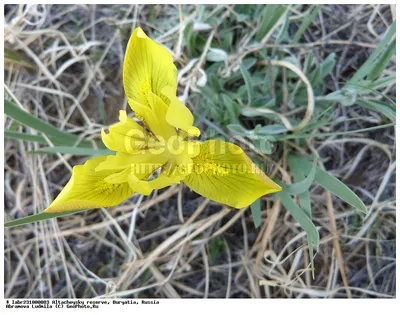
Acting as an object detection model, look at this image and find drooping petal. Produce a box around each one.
[183,140,282,208]
[101,110,151,154]
[127,171,182,195]
[161,86,200,137]
[123,27,177,109]
[96,150,169,181]
[44,156,134,213]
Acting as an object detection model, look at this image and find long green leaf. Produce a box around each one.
[367,39,396,81]
[4,210,88,228]
[239,62,253,105]
[5,131,47,144]
[292,5,321,43]
[4,99,93,148]
[250,199,262,228]
[293,156,368,214]
[276,189,319,247]
[287,155,314,220]
[256,5,288,42]
[357,99,396,122]
[276,188,319,277]
[347,21,396,85]
[4,46,36,70]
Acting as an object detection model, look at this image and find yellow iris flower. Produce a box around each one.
[44,27,281,213]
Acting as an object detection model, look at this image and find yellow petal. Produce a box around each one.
[128,91,176,140]
[44,156,134,213]
[96,150,168,179]
[101,110,151,154]
[123,27,177,108]
[128,171,183,195]
[161,86,200,137]
[183,140,282,208]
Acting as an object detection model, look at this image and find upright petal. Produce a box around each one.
[44,156,135,213]
[161,86,200,138]
[123,27,177,109]
[184,140,282,208]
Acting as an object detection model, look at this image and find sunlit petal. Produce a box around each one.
[123,27,177,108]
[44,156,134,213]
[128,91,176,140]
[128,171,182,195]
[184,140,282,208]
[162,86,200,137]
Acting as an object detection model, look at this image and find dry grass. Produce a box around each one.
[4,4,396,298]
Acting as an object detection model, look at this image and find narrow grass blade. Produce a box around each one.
[367,39,396,81]
[5,131,47,144]
[276,189,319,247]
[4,210,88,228]
[292,5,321,43]
[250,198,262,228]
[256,124,287,135]
[276,188,319,277]
[287,155,314,219]
[239,62,253,105]
[293,156,368,214]
[221,94,240,123]
[256,5,278,41]
[4,46,36,70]
[347,20,396,85]
[357,99,396,122]
[29,146,113,156]
[4,99,92,148]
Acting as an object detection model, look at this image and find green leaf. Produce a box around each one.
[4,46,36,70]
[309,52,336,87]
[275,12,290,44]
[183,21,194,47]
[208,238,225,264]
[221,94,239,124]
[4,99,93,148]
[206,48,228,62]
[286,155,314,219]
[304,52,314,75]
[347,20,396,85]
[4,210,88,228]
[227,124,249,136]
[256,124,287,135]
[286,156,317,195]
[293,156,368,214]
[239,62,253,105]
[357,99,396,122]
[276,187,319,277]
[250,198,262,228]
[367,39,396,81]
[29,146,113,156]
[292,5,321,43]
[5,131,47,144]
[256,5,288,42]
[370,74,396,90]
